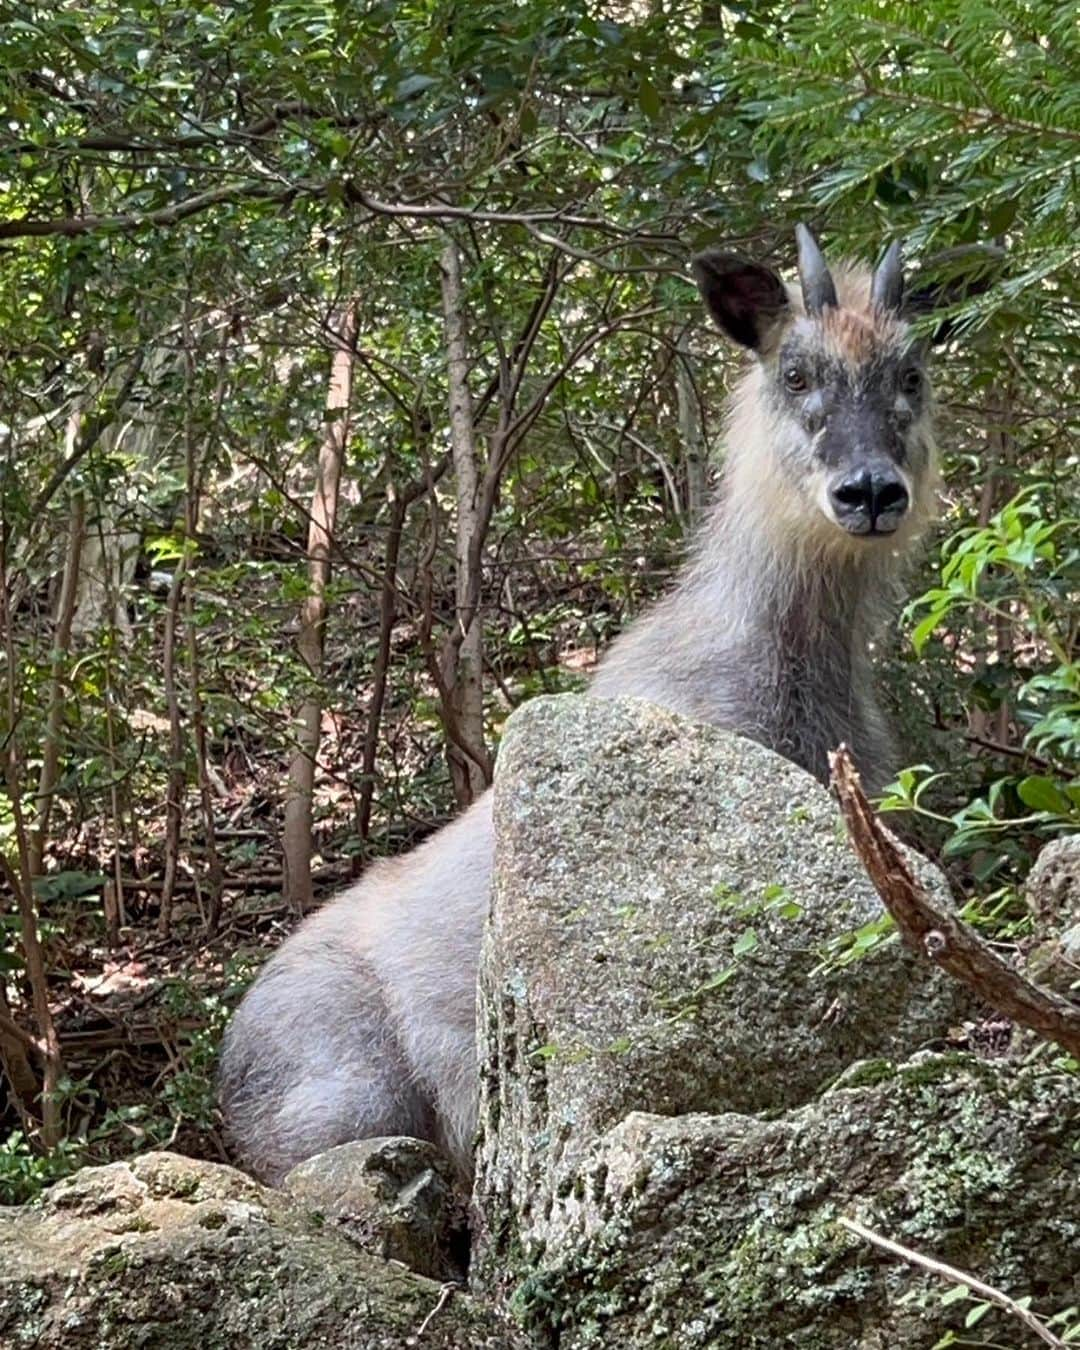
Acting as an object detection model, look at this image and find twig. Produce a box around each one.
[406,1282,457,1345]
[118,864,351,892]
[839,1216,1066,1348]
[829,745,1080,1061]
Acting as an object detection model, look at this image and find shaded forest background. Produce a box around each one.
[0,0,1077,1199]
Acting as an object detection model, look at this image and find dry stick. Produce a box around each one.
[829,745,1080,1061]
[406,1282,457,1346]
[838,1217,1066,1349]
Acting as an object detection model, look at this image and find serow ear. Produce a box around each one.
[691,251,789,352]
[904,243,1006,346]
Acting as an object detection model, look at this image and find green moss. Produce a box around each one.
[93,1248,130,1278]
[827,1058,897,1091]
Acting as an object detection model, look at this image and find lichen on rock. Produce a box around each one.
[0,1152,517,1349]
[474,695,971,1270]
[471,695,1080,1347]
[283,1135,466,1280]
[498,1056,1078,1348]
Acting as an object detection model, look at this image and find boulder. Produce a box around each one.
[496,1055,1080,1349]
[283,1136,465,1280]
[0,1151,517,1349]
[1025,833,1080,929]
[474,695,970,1274]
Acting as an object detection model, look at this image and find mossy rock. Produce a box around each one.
[0,1152,518,1349]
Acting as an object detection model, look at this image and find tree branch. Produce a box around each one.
[839,1217,1066,1349]
[0,182,293,239]
[829,745,1080,1061]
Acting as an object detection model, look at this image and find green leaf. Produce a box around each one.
[733,927,759,957]
[964,1302,992,1328]
[395,74,438,101]
[911,604,948,656]
[1017,776,1072,816]
[638,77,661,121]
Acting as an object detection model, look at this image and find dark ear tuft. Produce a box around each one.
[691,251,789,351]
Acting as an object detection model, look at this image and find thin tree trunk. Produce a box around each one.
[182,304,225,932]
[0,536,64,1147]
[969,382,1015,750]
[357,489,407,847]
[282,303,359,912]
[357,447,446,849]
[159,564,185,936]
[439,238,487,807]
[0,983,41,1129]
[29,481,85,875]
[675,328,707,524]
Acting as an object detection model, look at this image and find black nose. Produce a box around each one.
[829,469,909,534]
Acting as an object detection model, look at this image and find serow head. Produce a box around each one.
[692,226,936,546]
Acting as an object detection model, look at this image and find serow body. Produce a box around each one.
[219,227,940,1184]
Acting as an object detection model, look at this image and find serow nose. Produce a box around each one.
[829,469,909,535]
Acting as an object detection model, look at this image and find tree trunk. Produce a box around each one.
[0,545,64,1147]
[29,480,85,875]
[182,304,225,932]
[439,239,487,807]
[675,328,707,525]
[159,563,185,937]
[282,303,358,913]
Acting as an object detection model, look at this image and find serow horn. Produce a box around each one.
[871,238,904,313]
[795,223,838,314]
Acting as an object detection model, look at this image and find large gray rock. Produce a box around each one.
[474,695,969,1274]
[1026,833,1080,928]
[498,1055,1080,1349]
[0,1152,517,1349]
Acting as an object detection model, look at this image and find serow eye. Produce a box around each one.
[900,366,921,395]
[783,367,808,393]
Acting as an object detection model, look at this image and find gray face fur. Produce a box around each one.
[692,231,936,546]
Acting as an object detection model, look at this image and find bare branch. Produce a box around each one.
[839,1216,1066,1349]
[0,182,292,239]
[344,187,680,243]
[829,745,1080,1061]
